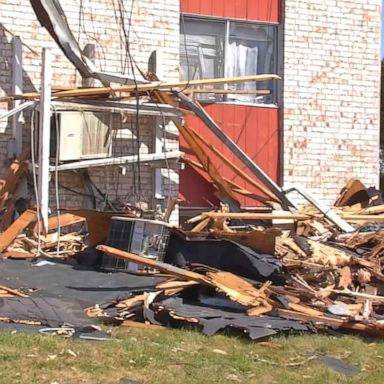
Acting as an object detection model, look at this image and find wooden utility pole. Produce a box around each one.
[38,48,52,233]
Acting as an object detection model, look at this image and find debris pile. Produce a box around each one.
[75,181,384,340]
[1,175,384,341]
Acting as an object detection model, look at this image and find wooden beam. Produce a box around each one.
[184,89,271,95]
[276,308,384,336]
[201,212,311,221]
[97,245,211,285]
[33,213,85,234]
[1,74,281,101]
[0,284,28,298]
[0,209,37,252]
[97,245,270,308]
[342,214,384,222]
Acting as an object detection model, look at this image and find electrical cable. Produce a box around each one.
[117,0,142,201]
[52,105,61,258]
[30,107,42,256]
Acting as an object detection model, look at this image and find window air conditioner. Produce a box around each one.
[50,111,112,162]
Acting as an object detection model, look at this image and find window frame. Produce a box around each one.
[180,15,280,107]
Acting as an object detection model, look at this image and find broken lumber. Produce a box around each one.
[97,245,211,285]
[0,284,28,298]
[1,74,281,101]
[33,213,85,233]
[98,245,270,308]
[200,212,311,221]
[0,209,37,252]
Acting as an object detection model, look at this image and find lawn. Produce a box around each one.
[1,327,383,384]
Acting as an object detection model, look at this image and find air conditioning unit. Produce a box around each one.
[102,217,172,273]
[50,111,112,161]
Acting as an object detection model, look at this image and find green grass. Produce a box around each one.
[1,327,383,384]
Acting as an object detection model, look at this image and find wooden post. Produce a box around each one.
[11,36,23,155]
[38,48,52,233]
[82,43,96,87]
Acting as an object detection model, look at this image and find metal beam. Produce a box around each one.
[49,150,183,172]
[176,92,294,209]
[175,93,355,233]
[0,101,36,121]
[30,0,147,86]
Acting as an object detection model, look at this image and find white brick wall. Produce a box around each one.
[0,0,180,223]
[283,0,381,205]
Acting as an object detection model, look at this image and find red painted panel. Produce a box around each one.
[180,105,280,207]
[235,0,248,20]
[181,0,279,22]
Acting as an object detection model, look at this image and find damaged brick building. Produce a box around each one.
[0,0,381,224]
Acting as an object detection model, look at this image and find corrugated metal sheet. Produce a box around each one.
[181,0,280,22]
[179,104,279,207]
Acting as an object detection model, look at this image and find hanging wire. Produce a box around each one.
[30,107,42,256]
[52,105,61,258]
[116,0,142,202]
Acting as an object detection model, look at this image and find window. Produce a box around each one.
[180,17,278,105]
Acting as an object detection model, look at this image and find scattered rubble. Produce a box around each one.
[0,21,383,341]
[1,170,384,342]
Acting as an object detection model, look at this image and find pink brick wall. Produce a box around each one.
[283,0,381,205]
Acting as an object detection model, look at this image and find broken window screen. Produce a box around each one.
[227,23,276,104]
[180,18,277,105]
[180,19,225,101]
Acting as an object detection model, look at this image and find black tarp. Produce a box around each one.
[153,297,311,340]
[164,231,281,281]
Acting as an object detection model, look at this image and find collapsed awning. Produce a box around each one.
[30,0,147,86]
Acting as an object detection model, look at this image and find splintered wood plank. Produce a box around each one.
[97,245,270,308]
[287,302,324,317]
[0,284,28,298]
[208,228,280,254]
[0,147,30,208]
[247,304,273,317]
[276,308,384,336]
[338,266,353,289]
[156,280,200,290]
[205,271,270,307]
[97,245,211,285]
[0,209,37,252]
[3,74,281,101]
[343,214,384,222]
[191,217,211,232]
[3,249,35,259]
[116,294,145,309]
[33,213,85,234]
[202,212,311,221]
[67,210,135,246]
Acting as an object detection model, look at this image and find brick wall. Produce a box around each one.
[283,0,381,205]
[0,0,180,223]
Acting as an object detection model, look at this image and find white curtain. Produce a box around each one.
[226,41,258,103]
